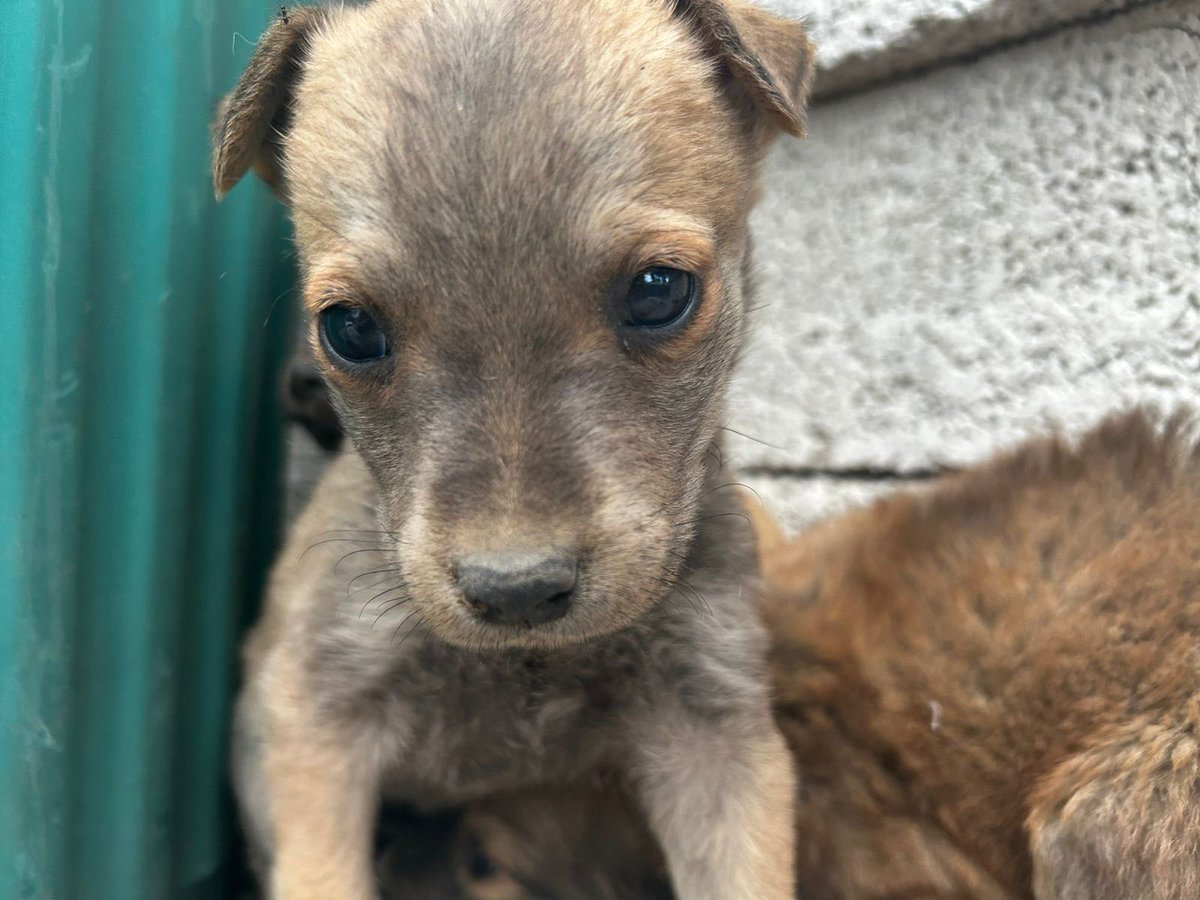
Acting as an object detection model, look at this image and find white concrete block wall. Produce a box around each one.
[734,0,1200,531]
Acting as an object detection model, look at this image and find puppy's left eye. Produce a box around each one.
[623,267,697,329]
[321,303,389,363]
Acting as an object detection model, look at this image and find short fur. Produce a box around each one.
[764,409,1200,899]
[216,2,814,898]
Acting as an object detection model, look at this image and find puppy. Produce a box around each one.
[214,2,815,898]
[371,784,668,900]
[764,409,1200,899]
[452,786,670,900]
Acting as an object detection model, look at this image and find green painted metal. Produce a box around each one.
[0,3,293,897]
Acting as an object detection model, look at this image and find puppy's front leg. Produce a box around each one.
[262,690,383,900]
[633,714,796,900]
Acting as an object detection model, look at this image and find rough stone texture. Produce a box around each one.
[764,0,1159,96]
[730,0,1200,474]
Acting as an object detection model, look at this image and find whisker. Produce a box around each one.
[664,574,713,617]
[676,575,714,617]
[655,580,688,618]
[665,544,746,584]
[705,443,725,470]
[334,546,400,574]
[262,283,297,328]
[299,537,393,561]
[313,528,402,538]
[702,480,765,508]
[719,425,789,451]
[347,565,402,595]
[387,610,419,643]
[664,547,698,573]
[393,613,426,648]
[672,511,752,529]
[360,583,408,619]
[370,594,409,627]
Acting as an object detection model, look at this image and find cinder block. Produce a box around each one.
[730,0,1200,473]
[765,0,1150,95]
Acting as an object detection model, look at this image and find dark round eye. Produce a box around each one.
[320,303,389,363]
[465,836,498,880]
[623,267,697,329]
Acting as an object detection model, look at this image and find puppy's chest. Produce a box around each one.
[382,648,639,806]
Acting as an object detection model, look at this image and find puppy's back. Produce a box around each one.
[765,409,1200,899]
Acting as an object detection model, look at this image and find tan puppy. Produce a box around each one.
[214,2,815,899]
[764,409,1200,899]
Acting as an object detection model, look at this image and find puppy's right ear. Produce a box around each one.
[212,6,331,199]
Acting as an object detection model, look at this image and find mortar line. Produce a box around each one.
[741,465,953,482]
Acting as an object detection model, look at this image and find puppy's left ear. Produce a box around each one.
[678,0,816,139]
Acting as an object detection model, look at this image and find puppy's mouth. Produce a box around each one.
[464,590,574,630]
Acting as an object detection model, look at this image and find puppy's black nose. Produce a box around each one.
[455,550,577,627]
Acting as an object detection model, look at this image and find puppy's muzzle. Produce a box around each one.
[454,549,578,628]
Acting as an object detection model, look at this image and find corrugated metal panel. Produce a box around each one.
[0,3,292,897]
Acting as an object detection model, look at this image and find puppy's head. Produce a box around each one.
[215,0,813,648]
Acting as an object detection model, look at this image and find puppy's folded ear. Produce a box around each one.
[212,6,332,198]
[677,0,816,139]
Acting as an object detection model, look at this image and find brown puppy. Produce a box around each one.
[372,784,669,900]
[764,409,1200,899]
[453,786,670,900]
[215,2,814,899]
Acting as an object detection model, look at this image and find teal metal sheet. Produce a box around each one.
[0,3,293,897]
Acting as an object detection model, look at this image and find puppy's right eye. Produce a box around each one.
[320,303,389,363]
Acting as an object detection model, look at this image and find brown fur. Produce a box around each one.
[764,409,1200,899]
[216,2,815,899]
[369,783,670,900]
[453,784,672,900]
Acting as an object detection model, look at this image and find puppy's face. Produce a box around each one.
[215,0,812,648]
